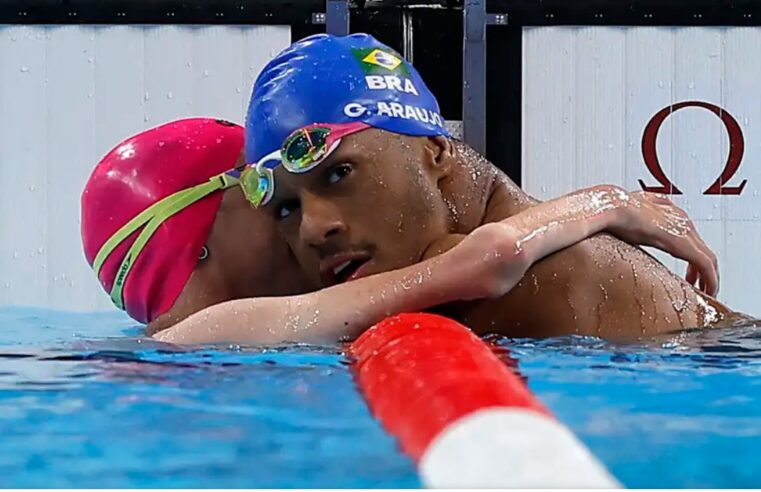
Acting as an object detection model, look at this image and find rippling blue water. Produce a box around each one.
[1,306,759,487]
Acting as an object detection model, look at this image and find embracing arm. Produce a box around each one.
[430,185,717,294]
[156,185,717,345]
[153,237,506,345]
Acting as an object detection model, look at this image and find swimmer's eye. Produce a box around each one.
[276,200,299,220]
[327,163,352,185]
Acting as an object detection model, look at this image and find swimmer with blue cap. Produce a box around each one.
[80,119,712,345]
[244,33,753,340]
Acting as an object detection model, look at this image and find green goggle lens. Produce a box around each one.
[283,128,330,170]
[241,167,272,208]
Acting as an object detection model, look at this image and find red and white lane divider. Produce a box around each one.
[350,313,621,488]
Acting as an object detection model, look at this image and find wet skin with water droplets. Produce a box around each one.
[436,147,744,339]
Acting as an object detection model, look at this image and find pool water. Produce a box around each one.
[1,306,760,488]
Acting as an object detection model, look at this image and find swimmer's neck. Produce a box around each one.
[443,141,537,232]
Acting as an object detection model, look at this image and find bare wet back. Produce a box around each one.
[440,158,745,340]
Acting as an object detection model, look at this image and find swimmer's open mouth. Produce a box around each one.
[320,253,372,286]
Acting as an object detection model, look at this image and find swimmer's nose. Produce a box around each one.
[299,193,347,251]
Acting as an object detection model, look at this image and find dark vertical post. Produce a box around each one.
[325,0,350,36]
[463,0,487,154]
[402,9,414,62]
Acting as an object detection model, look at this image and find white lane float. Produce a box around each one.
[350,312,621,488]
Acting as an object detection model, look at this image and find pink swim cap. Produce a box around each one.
[81,118,243,323]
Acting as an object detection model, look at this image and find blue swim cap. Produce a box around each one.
[245,33,449,164]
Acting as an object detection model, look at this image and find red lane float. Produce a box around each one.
[350,313,620,488]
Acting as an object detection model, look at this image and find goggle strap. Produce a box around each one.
[93,174,239,309]
[110,188,209,309]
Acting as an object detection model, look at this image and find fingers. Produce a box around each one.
[660,201,720,296]
[690,231,720,297]
[686,263,698,286]
[673,236,718,297]
[635,190,721,296]
[695,251,718,297]
[709,248,720,295]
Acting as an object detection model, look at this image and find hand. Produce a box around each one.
[608,190,719,296]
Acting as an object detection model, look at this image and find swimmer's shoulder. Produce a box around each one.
[482,172,540,224]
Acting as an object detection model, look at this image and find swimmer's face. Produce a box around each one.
[266,129,452,288]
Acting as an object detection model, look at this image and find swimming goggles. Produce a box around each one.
[241,122,370,208]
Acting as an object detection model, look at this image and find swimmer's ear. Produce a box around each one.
[423,136,454,180]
